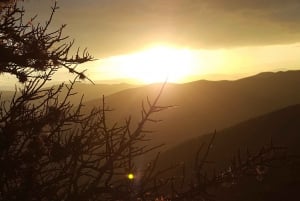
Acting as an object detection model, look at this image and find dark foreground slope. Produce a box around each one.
[160,103,300,168]
[86,70,300,148]
[159,104,300,201]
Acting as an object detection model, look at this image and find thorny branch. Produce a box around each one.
[0,2,93,83]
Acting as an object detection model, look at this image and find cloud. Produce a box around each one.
[22,0,300,56]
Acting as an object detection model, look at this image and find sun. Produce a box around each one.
[110,45,199,83]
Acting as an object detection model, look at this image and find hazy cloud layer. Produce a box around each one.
[24,0,300,56]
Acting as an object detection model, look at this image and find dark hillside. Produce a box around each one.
[160,103,300,169]
[159,104,300,201]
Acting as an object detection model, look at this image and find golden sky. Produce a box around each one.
[2,0,300,85]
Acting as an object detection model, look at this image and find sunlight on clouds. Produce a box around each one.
[91,43,300,84]
[96,45,202,83]
[3,42,300,87]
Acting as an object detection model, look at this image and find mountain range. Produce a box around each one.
[160,103,300,169]
[158,103,300,201]
[84,70,300,149]
[2,70,300,200]
[0,82,139,104]
[2,70,300,150]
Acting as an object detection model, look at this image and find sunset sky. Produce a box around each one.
[3,0,300,85]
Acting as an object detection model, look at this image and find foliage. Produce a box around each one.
[0,1,92,83]
[0,75,172,201]
[0,2,171,200]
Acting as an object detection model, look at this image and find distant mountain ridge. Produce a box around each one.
[2,70,300,149]
[0,82,140,104]
[54,82,140,103]
[84,70,300,148]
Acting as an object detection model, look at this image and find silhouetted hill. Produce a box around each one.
[160,103,300,169]
[85,70,300,148]
[158,104,300,201]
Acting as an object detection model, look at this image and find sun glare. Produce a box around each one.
[109,45,199,83]
[127,173,134,180]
